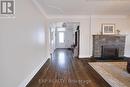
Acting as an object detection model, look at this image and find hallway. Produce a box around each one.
[27,49,110,87]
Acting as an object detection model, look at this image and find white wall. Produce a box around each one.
[48,15,130,58]
[125,16,130,57]
[0,0,48,87]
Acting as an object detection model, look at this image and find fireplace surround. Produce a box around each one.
[93,35,126,59]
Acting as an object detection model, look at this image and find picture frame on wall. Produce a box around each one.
[102,24,115,35]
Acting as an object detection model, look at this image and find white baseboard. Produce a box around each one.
[124,55,130,58]
[125,56,130,58]
[18,58,49,87]
[79,55,91,58]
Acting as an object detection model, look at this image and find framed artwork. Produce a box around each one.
[102,24,115,35]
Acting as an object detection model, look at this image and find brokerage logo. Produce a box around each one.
[0,0,15,18]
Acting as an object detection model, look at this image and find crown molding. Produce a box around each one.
[31,0,129,19]
[48,15,128,19]
[91,15,128,18]
[32,0,49,18]
[48,15,90,19]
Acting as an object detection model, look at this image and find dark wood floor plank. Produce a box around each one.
[26,49,111,87]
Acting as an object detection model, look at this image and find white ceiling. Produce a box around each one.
[36,0,130,16]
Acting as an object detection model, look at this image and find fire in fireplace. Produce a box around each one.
[101,45,119,59]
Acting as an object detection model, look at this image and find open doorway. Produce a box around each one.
[55,27,73,48]
[50,22,80,58]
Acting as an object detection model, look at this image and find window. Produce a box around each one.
[59,32,64,43]
[57,28,66,31]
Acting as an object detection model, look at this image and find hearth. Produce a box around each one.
[101,45,119,59]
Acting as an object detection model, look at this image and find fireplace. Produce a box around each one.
[101,45,119,59]
[93,35,126,59]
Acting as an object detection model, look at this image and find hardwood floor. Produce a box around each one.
[27,49,111,87]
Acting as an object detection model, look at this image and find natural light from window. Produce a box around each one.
[59,32,64,43]
[57,28,66,31]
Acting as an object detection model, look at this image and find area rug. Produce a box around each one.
[89,62,130,87]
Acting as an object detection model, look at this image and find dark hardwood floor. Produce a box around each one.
[27,49,111,87]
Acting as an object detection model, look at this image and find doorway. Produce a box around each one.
[50,22,80,58]
[55,27,74,48]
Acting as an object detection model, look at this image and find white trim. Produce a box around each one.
[124,55,130,58]
[91,15,127,19]
[18,58,49,87]
[48,15,90,19]
[48,15,128,19]
[79,55,91,58]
